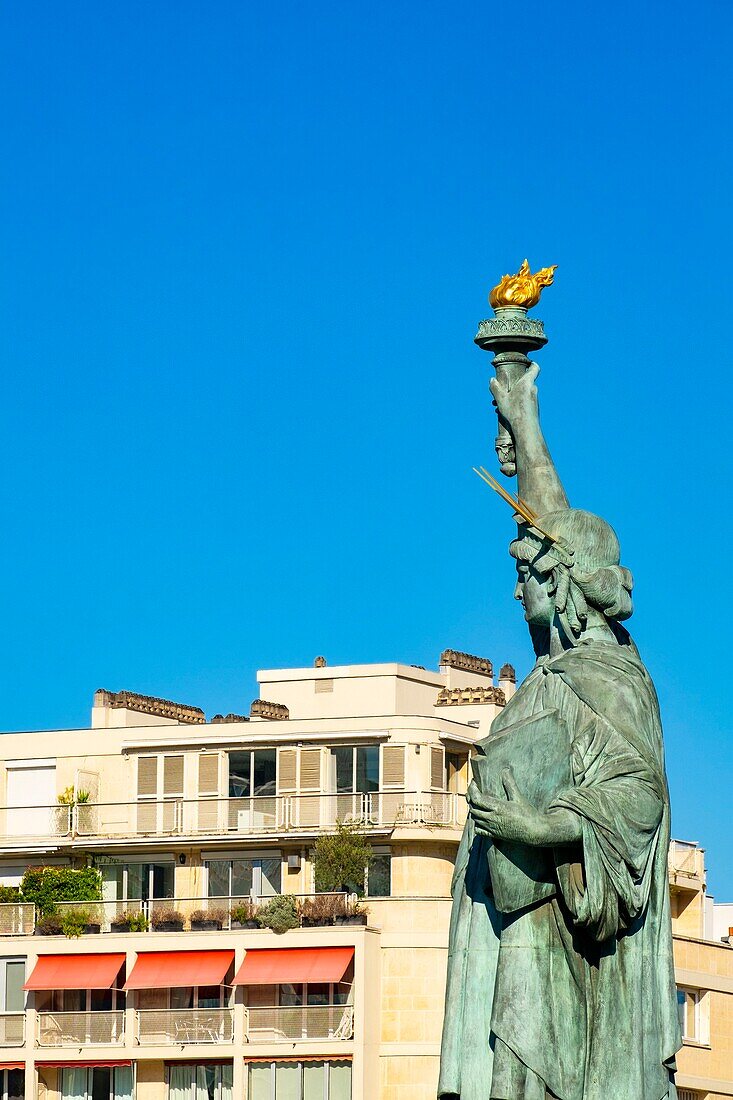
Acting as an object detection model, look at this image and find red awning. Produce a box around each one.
[24,954,125,991]
[124,951,234,991]
[36,1061,131,1068]
[233,947,354,986]
[0,1064,23,1071]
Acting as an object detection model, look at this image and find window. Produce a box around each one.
[46,983,124,1014]
[0,958,24,1013]
[366,851,391,897]
[0,1068,23,1100]
[330,746,379,794]
[228,750,277,799]
[247,1061,351,1100]
[60,1066,132,1100]
[207,856,281,900]
[677,987,709,1044]
[101,860,174,903]
[166,1063,232,1100]
[446,752,468,794]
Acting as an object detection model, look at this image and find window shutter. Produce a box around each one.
[430,747,445,790]
[163,754,184,797]
[381,745,405,788]
[299,748,322,792]
[198,753,220,796]
[137,757,158,798]
[277,748,297,793]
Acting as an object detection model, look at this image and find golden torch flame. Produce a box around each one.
[489,259,557,311]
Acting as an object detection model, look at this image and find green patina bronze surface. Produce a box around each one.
[438,298,681,1099]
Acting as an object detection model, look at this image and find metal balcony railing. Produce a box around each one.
[0,804,71,842]
[136,1007,234,1045]
[37,1010,125,1047]
[245,1004,354,1042]
[0,1013,24,1047]
[69,791,463,841]
[0,902,35,935]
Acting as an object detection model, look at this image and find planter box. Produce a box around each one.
[84,923,101,935]
[231,919,259,930]
[154,921,184,933]
[301,917,334,928]
[335,914,367,926]
[110,921,129,933]
[191,919,223,931]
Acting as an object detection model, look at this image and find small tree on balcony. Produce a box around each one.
[313,821,372,897]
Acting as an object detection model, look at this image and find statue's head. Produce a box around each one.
[510,508,633,640]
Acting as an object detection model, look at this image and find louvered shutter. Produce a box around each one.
[197,752,220,833]
[277,748,297,793]
[298,747,322,827]
[430,746,445,790]
[381,745,406,788]
[162,754,184,833]
[136,756,158,834]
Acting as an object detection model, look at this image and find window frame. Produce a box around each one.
[205,852,282,901]
[0,957,25,1013]
[246,1059,352,1100]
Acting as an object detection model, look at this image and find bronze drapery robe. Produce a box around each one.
[438,638,681,1100]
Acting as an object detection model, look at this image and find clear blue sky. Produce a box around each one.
[2,2,732,894]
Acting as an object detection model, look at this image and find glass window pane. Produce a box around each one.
[329,1061,352,1100]
[220,1062,233,1100]
[5,960,25,1012]
[333,748,353,793]
[303,1062,325,1100]
[61,1067,88,1100]
[279,983,303,1007]
[208,860,231,897]
[91,1067,111,1100]
[232,860,254,898]
[260,857,281,896]
[306,983,330,1006]
[152,863,174,899]
[7,1069,24,1100]
[126,864,144,900]
[249,1064,272,1100]
[101,865,124,901]
[197,985,221,1008]
[91,988,113,1012]
[113,1065,133,1100]
[229,752,251,798]
[171,986,193,1009]
[367,853,391,897]
[253,750,277,797]
[62,989,85,1013]
[275,1062,300,1100]
[355,746,379,794]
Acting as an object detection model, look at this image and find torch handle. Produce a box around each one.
[492,351,530,478]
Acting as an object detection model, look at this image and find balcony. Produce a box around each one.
[669,840,706,896]
[245,1004,354,1042]
[37,1010,125,1047]
[0,1013,24,1047]
[0,803,71,845]
[72,791,463,842]
[136,1007,234,1045]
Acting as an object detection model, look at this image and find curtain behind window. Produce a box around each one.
[61,1067,87,1100]
[114,1066,133,1100]
[169,1065,192,1100]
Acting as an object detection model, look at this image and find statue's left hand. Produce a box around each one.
[468,769,551,846]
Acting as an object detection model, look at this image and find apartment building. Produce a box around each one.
[0,650,510,1100]
[0,652,730,1100]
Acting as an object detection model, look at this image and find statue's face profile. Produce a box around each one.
[514,560,554,625]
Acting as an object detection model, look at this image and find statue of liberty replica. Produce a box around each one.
[438,264,681,1100]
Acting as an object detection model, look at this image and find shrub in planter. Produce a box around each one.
[21,866,102,917]
[312,822,372,897]
[61,908,100,938]
[151,907,185,932]
[229,901,259,930]
[35,913,63,936]
[256,895,299,934]
[110,910,149,933]
[299,893,346,927]
[335,900,369,926]
[0,886,20,904]
[190,907,226,931]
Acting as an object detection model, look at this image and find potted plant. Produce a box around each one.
[151,906,185,933]
[61,907,101,937]
[35,913,63,936]
[299,893,345,927]
[110,909,149,933]
[191,906,226,931]
[335,899,369,926]
[256,895,299,934]
[230,900,259,930]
